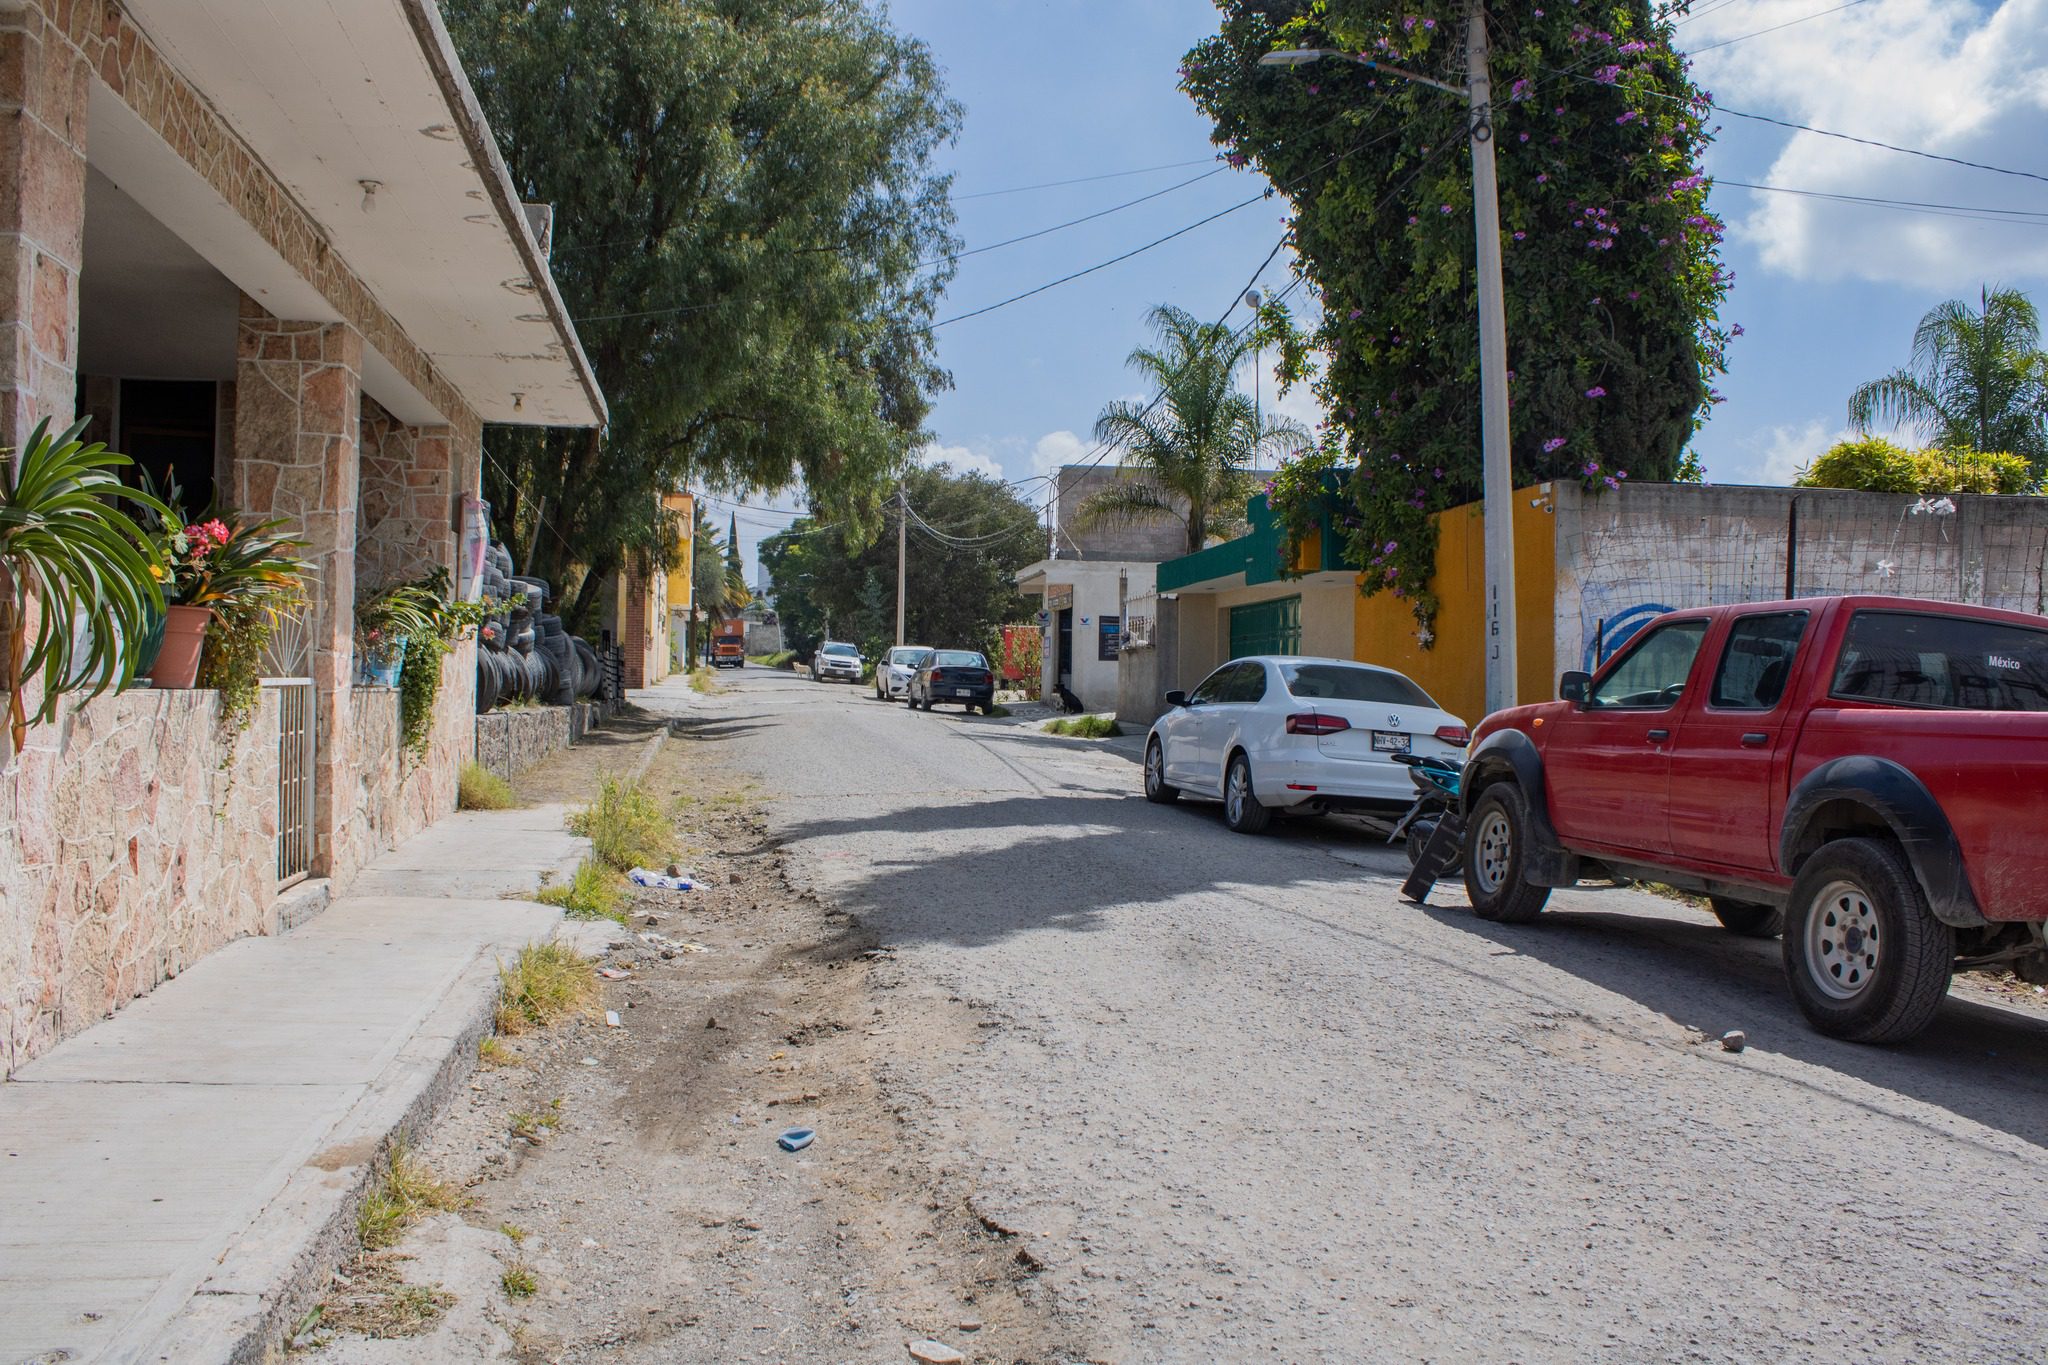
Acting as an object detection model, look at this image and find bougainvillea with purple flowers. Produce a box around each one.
[1183,2,1730,635]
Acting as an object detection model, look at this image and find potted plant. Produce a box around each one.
[148,515,232,688]
[355,582,439,687]
[0,417,167,749]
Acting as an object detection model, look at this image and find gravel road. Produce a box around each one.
[696,664,2048,1364]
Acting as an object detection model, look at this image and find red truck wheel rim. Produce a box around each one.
[1807,880,1882,1000]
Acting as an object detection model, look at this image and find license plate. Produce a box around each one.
[950,688,972,697]
[1371,730,1410,753]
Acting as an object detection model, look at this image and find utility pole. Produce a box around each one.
[894,482,907,646]
[1467,1,1518,713]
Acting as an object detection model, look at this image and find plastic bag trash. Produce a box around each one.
[628,867,696,890]
[776,1127,815,1152]
[605,1010,622,1028]
[598,967,629,980]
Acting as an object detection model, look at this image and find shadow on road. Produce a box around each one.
[1420,897,2048,1152]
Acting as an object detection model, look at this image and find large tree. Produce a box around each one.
[1184,2,1730,627]
[760,464,1041,661]
[1848,286,2048,473]
[1078,304,1313,556]
[445,0,959,627]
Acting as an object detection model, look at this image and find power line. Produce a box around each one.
[1689,0,1873,54]
[952,157,1218,202]
[1721,179,2048,225]
[1542,64,2048,189]
[1671,0,1748,25]
[916,166,1230,270]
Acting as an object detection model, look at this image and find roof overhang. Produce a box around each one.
[113,0,604,429]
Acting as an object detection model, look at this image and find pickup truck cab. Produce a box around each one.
[1459,594,2048,1043]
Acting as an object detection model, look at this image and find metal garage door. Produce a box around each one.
[1229,595,1301,659]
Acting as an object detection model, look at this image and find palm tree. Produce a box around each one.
[1077,304,1313,556]
[1848,286,2048,472]
[687,501,749,660]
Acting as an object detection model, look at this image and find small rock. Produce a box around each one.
[1721,1029,1747,1053]
[705,1017,719,1029]
[666,864,680,878]
[907,1341,965,1365]
[957,1317,983,1333]
[644,915,660,927]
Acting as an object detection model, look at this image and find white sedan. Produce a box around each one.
[874,645,933,701]
[1143,656,1468,833]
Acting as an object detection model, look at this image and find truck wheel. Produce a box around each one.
[1710,897,1783,938]
[1782,838,1954,1044]
[1143,739,1179,805]
[1222,753,1271,834]
[1462,784,1552,924]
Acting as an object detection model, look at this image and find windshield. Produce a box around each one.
[822,643,858,657]
[889,647,931,666]
[1279,662,1436,708]
[934,650,987,668]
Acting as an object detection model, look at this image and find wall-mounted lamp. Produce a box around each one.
[359,179,382,213]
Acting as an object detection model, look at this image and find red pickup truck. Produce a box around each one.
[1451,595,2048,1044]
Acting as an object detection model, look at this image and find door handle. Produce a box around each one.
[1740,732,1769,747]
[1646,728,1670,743]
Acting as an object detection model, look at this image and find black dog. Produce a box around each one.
[1054,682,1085,714]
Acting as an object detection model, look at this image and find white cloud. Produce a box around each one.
[1712,417,1863,485]
[1028,429,1090,476]
[915,441,1006,481]
[1691,0,2048,288]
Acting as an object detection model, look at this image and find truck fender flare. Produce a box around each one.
[1462,729,1579,888]
[1780,756,1986,929]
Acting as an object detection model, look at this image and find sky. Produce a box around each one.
[714,0,2048,584]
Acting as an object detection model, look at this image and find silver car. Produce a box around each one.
[809,641,864,683]
[875,645,933,701]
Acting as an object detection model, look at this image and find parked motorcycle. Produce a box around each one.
[1387,752,1464,876]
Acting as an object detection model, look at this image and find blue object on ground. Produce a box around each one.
[776,1127,815,1152]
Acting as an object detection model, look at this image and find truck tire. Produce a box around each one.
[1462,784,1552,924]
[1781,838,1954,1044]
[1710,896,1784,938]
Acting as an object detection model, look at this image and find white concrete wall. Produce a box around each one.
[1036,561,1151,711]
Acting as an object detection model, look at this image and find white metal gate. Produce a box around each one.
[265,678,315,887]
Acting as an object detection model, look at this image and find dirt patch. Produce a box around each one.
[508,707,669,806]
[308,733,1082,1364]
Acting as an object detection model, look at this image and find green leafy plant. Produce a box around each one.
[1045,715,1122,739]
[0,417,167,749]
[362,570,502,761]
[567,775,673,871]
[494,940,596,1035]
[1797,438,2036,495]
[1848,286,2048,473]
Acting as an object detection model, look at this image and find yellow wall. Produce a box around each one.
[662,491,695,615]
[1352,484,1557,725]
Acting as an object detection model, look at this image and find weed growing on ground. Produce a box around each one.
[501,1262,538,1298]
[477,1036,518,1067]
[509,1098,565,1140]
[494,941,596,1035]
[498,1222,527,1244]
[689,666,718,694]
[1045,715,1121,738]
[534,857,625,921]
[313,1252,455,1339]
[456,762,517,811]
[357,1138,468,1250]
[567,775,673,871]
[988,703,1011,717]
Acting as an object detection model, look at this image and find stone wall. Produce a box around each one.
[331,649,476,887]
[0,688,279,1075]
[473,706,571,782]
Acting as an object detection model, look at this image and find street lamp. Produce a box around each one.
[1258,6,1519,713]
[1243,287,1263,425]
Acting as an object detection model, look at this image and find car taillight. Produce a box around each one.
[1434,724,1470,747]
[1284,713,1350,736]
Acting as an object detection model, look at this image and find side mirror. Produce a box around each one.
[1164,689,1188,708]
[1559,671,1592,704]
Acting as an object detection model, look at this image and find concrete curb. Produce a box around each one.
[129,926,551,1364]
[629,723,668,783]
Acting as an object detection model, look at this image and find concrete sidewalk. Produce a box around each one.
[0,803,596,1365]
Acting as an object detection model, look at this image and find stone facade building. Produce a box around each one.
[0,0,604,1072]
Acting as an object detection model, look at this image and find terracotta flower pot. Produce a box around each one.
[143,603,212,689]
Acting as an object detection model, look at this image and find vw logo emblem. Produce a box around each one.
[1387,714,1400,727]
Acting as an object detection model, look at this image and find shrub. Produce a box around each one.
[457,762,517,811]
[567,776,672,870]
[494,940,596,1035]
[1044,715,1122,738]
[357,1137,467,1249]
[534,858,624,922]
[1799,438,2037,495]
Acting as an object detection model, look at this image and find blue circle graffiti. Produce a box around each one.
[1585,603,1675,672]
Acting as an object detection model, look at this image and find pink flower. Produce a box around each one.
[1585,386,1607,398]
[202,518,230,544]
[1348,308,1363,319]
[1543,437,1567,453]
[1512,230,1527,240]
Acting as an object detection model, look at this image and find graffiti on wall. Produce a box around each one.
[1581,600,1675,673]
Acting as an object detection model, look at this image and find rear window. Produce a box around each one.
[1831,610,2048,712]
[889,648,930,665]
[934,650,986,668]
[1279,662,1435,708]
[822,643,858,657]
